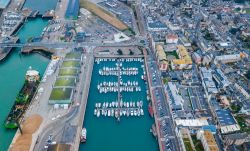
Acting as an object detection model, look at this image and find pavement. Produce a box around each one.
[33,49,94,151]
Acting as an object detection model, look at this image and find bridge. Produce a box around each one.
[0,40,145,48]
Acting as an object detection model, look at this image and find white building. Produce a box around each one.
[166,34,178,44]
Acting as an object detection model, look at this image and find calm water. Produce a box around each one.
[23,0,58,14]
[79,60,158,151]
[0,18,49,150]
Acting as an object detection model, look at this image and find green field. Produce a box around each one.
[65,52,82,59]
[49,88,73,101]
[191,136,204,151]
[59,68,78,76]
[166,50,179,59]
[183,138,193,151]
[245,8,250,14]
[62,61,80,68]
[54,77,76,87]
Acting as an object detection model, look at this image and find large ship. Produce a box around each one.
[4,67,40,129]
[80,128,87,143]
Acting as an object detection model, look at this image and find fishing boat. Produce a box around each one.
[5,67,40,129]
[80,128,87,143]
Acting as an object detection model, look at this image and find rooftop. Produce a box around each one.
[172,45,192,65]
[215,109,237,126]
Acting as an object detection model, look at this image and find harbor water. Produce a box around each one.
[79,59,158,151]
[23,0,58,14]
[0,18,49,150]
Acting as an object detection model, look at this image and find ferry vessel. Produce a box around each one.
[4,67,40,129]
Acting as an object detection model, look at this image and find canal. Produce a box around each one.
[79,59,158,151]
[0,18,49,150]
[0,0,57,148]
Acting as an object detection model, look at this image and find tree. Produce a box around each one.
[117,49,123,55]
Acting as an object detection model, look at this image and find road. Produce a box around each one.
[0,38,147,48]
[144,46,180,151]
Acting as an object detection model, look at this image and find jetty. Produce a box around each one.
[42,10,55,18]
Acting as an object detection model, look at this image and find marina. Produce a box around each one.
[80,57,158,151]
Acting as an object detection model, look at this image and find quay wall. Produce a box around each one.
[143,49,163,151]
[94,54,144,58]
[73,53,94,151]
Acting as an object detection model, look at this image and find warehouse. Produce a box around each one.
[65,0,79,20]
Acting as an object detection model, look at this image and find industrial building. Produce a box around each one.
[65,0,79,20]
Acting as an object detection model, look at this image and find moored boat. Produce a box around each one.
[4,67,40,129]
[80,128,87,143]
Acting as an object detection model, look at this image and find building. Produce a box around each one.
[175,119,209,127]
[223,132,250,146]
[215,109,240,134]
[166,82,184,110]
[214,53,244,65]
[197,130,219,151]
[200,67,218,100]
[166,34,178,44]
[155,45,168,71]
[192,52,202,65]
[213,69,230,89]
[202,54,213,66]
[147,17,168,31]
[171,45,192,70]
[0,0,11,9]
[65,0,79,20]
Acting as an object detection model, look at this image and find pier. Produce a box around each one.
[117,58,122,120]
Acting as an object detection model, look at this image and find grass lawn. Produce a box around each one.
[62,61,80,68]
[191,136,204,151]
[54,77,75,87]
[49,88,73,100]
[166,50,179,59]
[235,116,250,133]
[59,68,78,76]
[163,78,169,84]
[65,52,82,59]
[245,8,250,14]
[183,138,193,151]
